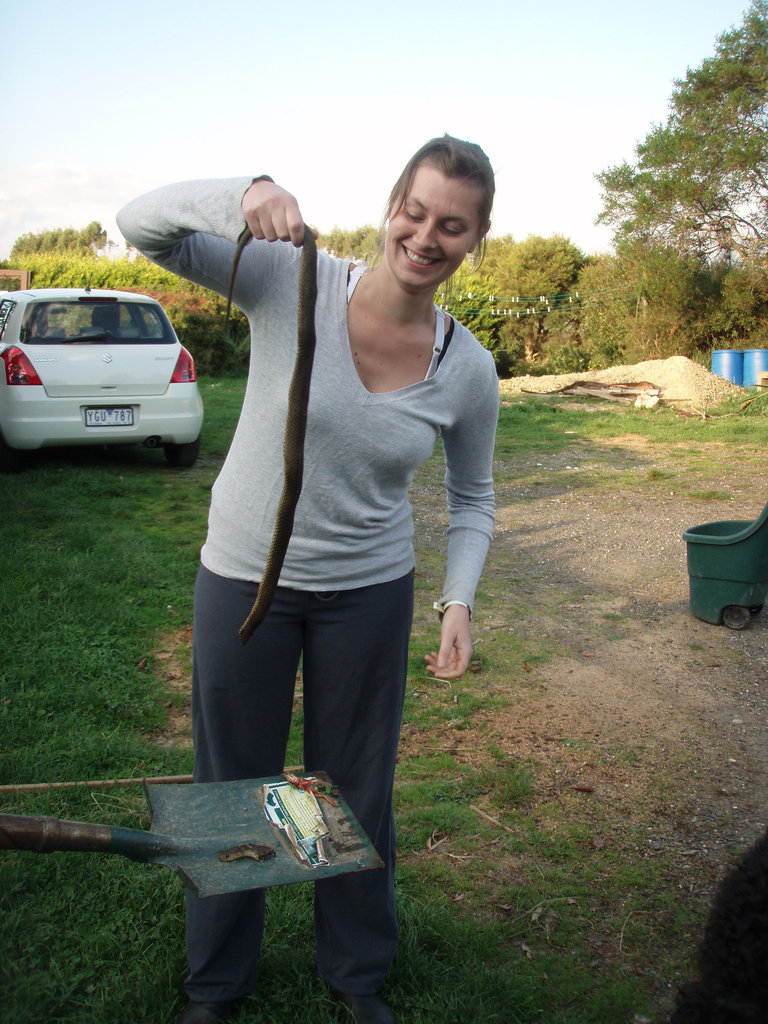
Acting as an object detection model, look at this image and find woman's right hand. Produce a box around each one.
[241,178,316,247]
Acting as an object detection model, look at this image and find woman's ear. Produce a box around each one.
[477,221,491,246]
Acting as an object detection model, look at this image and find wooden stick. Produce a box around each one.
[0,766,305,795]
[0,775,194,794]
[469,803,515,834]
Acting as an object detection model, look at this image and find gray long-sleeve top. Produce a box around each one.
[117,177,499,609]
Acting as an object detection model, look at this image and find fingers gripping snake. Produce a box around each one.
[226,225,318,644]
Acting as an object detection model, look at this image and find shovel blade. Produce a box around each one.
[145,774,382,899]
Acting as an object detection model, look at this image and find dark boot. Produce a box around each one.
[332,989,399,1024]
[176,1001,234,1024]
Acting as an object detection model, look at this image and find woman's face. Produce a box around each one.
[384,163,486,295]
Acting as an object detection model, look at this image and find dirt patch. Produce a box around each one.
[488,487,768,845]
[149,625,193,750]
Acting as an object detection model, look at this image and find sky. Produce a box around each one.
[1,0,754,262]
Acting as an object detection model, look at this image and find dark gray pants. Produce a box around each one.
[184,564,414,1002]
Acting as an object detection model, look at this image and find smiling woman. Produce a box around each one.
[116,134,499,1024]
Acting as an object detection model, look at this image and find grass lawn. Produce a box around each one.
[1,375,767,1023]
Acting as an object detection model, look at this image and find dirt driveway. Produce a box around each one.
[485,425,768,898]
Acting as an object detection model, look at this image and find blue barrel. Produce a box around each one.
[711,350,743,386]
[743,349,768,389]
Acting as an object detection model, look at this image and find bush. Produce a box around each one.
[544,338,591,375]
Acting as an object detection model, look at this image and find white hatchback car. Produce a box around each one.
[0,288,203,471]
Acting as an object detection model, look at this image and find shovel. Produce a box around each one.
[0,773,382,899]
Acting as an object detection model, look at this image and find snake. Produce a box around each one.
[226,224,318,645]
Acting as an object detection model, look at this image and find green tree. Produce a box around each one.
[577,241,729,363]
[436,265,506,369]
[701,262,768,346]
[482,234,585,364]
[575,255,634,369]
[597,1,768,262]
[11,221,108,260]
[318,225,382,264]
[625,244,716,359]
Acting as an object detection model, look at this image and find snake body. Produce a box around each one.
[226,225,318,645]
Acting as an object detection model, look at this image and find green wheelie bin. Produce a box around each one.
[684,500,768,629]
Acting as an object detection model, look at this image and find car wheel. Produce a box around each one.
[0,431,24,472]
[163,437,200,468]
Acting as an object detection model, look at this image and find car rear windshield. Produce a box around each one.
[20,298,176,345]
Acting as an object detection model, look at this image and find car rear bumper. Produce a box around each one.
[0,385,203,450]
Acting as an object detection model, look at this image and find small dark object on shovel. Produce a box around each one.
[0,773,382,899]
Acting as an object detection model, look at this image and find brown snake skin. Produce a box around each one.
[225,225,318,644]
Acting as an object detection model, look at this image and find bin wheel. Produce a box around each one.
[722,605,750,630]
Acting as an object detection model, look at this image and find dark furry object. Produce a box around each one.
[670,828,768,1023]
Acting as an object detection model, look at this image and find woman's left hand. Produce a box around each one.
[425,604,473,680]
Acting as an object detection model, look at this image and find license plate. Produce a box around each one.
[85,407,134,427]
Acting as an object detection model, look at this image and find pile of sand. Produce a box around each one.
[498,355,746,407]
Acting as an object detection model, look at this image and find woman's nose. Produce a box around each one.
[413,219,437,249]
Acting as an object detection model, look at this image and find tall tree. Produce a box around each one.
[318,225,382,264]
[597,0,768,263]
[482,234,585,362]
[11,221,108,260]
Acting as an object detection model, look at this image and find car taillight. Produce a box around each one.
[170,346,197,383]
[2,347,43,386]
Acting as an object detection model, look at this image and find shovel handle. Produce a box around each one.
[0,813,113,853]
[0,812,182,865]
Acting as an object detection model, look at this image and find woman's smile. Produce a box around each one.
[403,246,438,266]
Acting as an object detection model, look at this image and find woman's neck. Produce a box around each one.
[355,263,437,327]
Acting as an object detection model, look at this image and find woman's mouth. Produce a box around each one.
[404,246,438,267]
